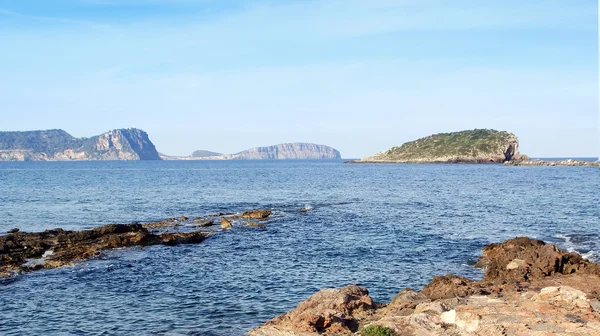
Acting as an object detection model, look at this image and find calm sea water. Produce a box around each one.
[0,160,598,335]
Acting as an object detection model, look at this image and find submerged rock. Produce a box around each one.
[246,221,265,228]
[193,219,215,227]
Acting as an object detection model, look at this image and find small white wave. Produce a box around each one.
[303,204,313,210]
[581,250,598,261]
[555,233,576,253]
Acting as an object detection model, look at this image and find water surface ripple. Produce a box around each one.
[0,161,598,335]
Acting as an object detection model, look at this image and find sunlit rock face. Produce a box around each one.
[0,128,161,161]
[357,129,524,164]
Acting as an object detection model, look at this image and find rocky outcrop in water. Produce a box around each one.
[0,128,161,161]
[504,159,599,167]
[0,208,277,277]
[351,129,525,164]
[250,237,600,335]
[164,143,342,160]
[0,223,206,277]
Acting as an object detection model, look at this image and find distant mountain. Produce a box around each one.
[353,129,525,164]
[0,128,161,161]
[230,143,341,160]
[191,150,222,158]
[164,143,341,160]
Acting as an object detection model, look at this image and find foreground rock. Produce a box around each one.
[352,129,526,164]
[504,159,599,167]
[250,237,600,335]
[0,223,207,277]
[251,285,376,335]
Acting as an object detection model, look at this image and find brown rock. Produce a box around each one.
[421,275,480,300]
[241,209,272,219]
[160,231,206,246]
[250,237,600,336]
[193,219,215,227]
[386,288,430,315]
[7,228,19,234]
[0,223,208,276]
[221,217,232,230]
[249,285,375,335]
[476,237,600,282]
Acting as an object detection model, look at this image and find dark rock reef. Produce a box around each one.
[0,208,276,277]
[0,128,161,161]
[250,237,600,335]
[352,129,526,164]
[0,223,206,277]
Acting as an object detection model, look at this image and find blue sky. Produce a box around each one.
[0,0,597,158]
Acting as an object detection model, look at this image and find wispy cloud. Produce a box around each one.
[0,0,596,157]
[0,7,110,28]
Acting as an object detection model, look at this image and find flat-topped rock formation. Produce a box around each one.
[163,143,341,160]
[352,129,525,164]
[0,128,161,161]
[505,159,599,167]
[250,237,600,335]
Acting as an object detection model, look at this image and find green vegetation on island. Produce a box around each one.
[357,129,524,164]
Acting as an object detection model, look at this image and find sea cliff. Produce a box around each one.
[163,143,342,160]
[352,129,524,164]
[0,128,160,161]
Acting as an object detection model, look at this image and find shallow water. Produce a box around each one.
[0,160,598,335]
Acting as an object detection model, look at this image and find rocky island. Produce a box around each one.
[162,143,342,160]
[250,237,600,335]
[351,129,525,164]
[0,128,161,161]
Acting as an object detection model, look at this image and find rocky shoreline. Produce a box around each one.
[504,159,599,167]
[250,237,600,335]
[4,216,600,335]
[345,158,512,164]
[0,209,274,277]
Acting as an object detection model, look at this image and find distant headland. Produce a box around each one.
[160,143,342,160]
[0,128,341,161]
[0,128,160,161]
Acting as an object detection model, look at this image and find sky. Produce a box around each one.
[0,0,597,158]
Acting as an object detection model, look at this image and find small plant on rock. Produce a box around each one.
[360,325,395,336]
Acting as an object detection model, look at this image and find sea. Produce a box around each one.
[0,160,598,335]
